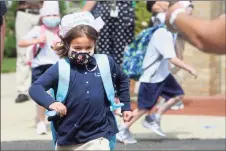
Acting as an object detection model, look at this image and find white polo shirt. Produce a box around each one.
[139,28,176,83]
[23,26,60,68]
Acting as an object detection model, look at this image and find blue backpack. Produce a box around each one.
[122,24,165,81]
[46,54,124,151]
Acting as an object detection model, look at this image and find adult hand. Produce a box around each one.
[165,2,185,32]
[152,1,169,13]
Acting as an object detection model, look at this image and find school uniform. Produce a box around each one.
[29,55,131,147]
[138,27,184,110]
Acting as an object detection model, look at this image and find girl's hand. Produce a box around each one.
[49,102,67,116]
[122,111,133,122]
[36,35,46,44]
[153,1,169,13]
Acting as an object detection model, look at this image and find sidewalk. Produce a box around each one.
[1,73,225,142]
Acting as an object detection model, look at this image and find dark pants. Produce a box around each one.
[138,74,184,110]
[32,64,53,84]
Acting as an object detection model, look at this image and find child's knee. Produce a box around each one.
[133,108,147,117]
[175,95,184,101]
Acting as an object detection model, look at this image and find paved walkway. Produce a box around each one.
[1,73,226,150]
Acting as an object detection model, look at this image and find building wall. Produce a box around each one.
[182,1,225,96]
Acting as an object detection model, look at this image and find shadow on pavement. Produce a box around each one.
[1,139,225,150]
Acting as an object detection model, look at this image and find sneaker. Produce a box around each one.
[116,125,137,144]
[142,115,166,137]
[179,104,184,109]
[171,101,184,110]
[36,121,47,135]
[171,103,185,110]
[170,105,180,110]
[15,94,29,103]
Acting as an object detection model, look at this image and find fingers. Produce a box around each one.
[50,102,67,116]
[194,73,198,79]
[123,112,133,122]
[56,103,67,116]
[39,36,46,43]
[123,116,129,122]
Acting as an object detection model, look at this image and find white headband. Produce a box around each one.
[59,12,105,38]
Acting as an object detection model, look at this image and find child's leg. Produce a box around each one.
[124,108,147,129]
[143,95,183,137]
[157,95,184,115]
[116,82,162,143]
[32,65,51,135]
[36,104,46,122]
[142,74,184,137]
[156,74,184,117]
[36,104,47,135]
[123,82,161,129]
[148,74,184,123]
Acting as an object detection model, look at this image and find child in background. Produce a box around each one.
[116,2,197,143]
[29,12,132,150]
[18,1,61,135]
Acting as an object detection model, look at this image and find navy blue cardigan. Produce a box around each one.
[29,56,131,146]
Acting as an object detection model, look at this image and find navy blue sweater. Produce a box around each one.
[29,56,131,146]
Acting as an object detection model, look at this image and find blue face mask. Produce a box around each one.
[42,17,61,28]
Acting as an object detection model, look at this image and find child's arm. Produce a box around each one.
[110,57,133,122]
[170,57,197,78]
[29,63,60,110]
[18,36,45,47]
[154,28,197,78]
[17,26,46,47]
[108,57,131,111]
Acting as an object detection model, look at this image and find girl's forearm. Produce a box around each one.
[18,39,39,47]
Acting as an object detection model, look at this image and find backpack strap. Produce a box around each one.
[56,58,71,102]
[46,58,70,117]
[94,54,124,111]
[46,58,70,147]
[31,25,46,59]
[39,25,46,48]
[94,54,123,151]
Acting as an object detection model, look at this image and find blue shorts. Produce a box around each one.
[138,74,184,110]
[32,64,53,84]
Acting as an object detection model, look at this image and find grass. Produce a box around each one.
[1,58,16,73]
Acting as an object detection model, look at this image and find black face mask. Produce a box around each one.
[68,51,92,65]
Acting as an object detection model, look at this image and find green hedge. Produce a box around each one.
[134,1,151,35]
[4,1,17,58]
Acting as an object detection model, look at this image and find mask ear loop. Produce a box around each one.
[85,63,97,72]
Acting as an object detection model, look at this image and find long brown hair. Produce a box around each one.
[52,25,99,58]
